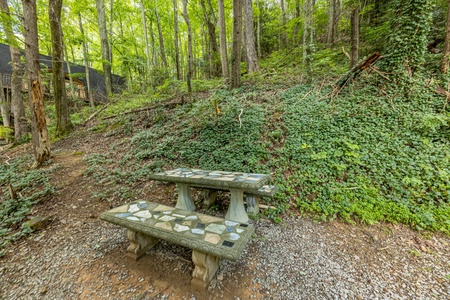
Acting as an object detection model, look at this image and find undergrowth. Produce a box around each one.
[0,156,55,256]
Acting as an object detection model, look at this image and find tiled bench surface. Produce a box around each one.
[100,200,254,288]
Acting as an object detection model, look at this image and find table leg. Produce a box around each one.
[176,183,196,211]
[226,189,249,223]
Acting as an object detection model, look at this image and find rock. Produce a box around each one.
[22,216,52,231]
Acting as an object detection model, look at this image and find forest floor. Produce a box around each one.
[1,122,450,299]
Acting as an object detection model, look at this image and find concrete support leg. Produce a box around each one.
[226,189,249,223]
[191,250,221,289]
[246,195,260,215]
[201,190,218,208]
[126,229,159,260]
[176,183,196,211]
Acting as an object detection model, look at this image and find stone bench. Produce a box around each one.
[195,185,279,214]
[100,200,254,289]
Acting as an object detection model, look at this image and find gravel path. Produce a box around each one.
[1,213,449,299]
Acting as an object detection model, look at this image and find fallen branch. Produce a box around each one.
[82,103,111,126]
[332,52,383,97]
[101,100,183,120]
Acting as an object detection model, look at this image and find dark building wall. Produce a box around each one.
[0,43,125,98]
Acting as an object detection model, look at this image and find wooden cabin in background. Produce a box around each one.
[0,43,126,105]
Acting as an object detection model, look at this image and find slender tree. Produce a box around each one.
[0,0,28,142]
[200,0,221,77]
[244,0,259,73]
[218,0,229,78]
[49,0,73,135]
[22,0,51,166]
[230,0,243,88]
[155,6,168,70]
[350,7,359,69]
[0,74,10,127]
[173,0,181,80]
[182,0,193,94]
[79,13,94,107]
[96,0,113,100]
[140,0,151,76]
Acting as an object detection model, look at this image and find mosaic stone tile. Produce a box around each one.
[126,216,140,221]
[205,223,226,234]
[172,214,186,218]
[185,215,198,221]
[154,222,173,231]
[236,228,244,233]
[115,212,132,218]
[109,206,129,213]
[204,233,221,244]
[159,215,176,222]
[137,202,148,209]
[128,204,140,213]
[191,228,205,235]
[198,215,222,224]
[182,221,192,226]
[153,205,175,212]
[174,224,190,232]
[134,210,152,219]
[222,241,234,247]
[196,223,206,229]
[226,227,234,233]
[225,220,239,227]
[163,211,172,215]
[174,218,183,223]
[229,233,240,241]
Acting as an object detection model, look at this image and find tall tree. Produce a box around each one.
[154,6,168,70]
[0,0,28,142]
[22,0,51,166]
[230,0,243,88]
[173,0,181,80]
[96,0,113,100]
[49,0,73,135]
[140,0,151,76]
[385,0,432,76]
[244,0,259,73]
[218,0,229,78]
[327,0,341,46]
[182,0,193,94]
[303,0,315,81]
[441,0,450,73]
[0,73,10,127]
[200,0,221,77]
[350,7,359,69]
[78,13,94,107]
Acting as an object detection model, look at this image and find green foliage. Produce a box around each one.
[279,81,450,232]
[0,126,14,141]
[0,156,55,254]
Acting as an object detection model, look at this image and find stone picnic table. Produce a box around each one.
[147,168,272,223]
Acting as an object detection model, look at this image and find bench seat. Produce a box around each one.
[100,200,254,288]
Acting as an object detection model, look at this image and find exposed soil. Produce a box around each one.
[1,126,449,299]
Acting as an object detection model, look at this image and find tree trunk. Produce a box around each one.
[109,0,114,71]
[441,0,450,73]
[350,7,359,69]
[79,13,94,107]
[244,0,259,73]
[64,44,76,107]
[22,0,51,166]
[173,0,181,80]
[155,6,168,70]
[140,0,151,76]
[218,0,229,78]
[303,0,315,81]
[280,0,287,48]
[0,0,28,141]
[96,0,112,100]
[182,0,193,94]
[230,0,243,89]
[0,76,10,127]
[200,0,221,78]
[49,0,72,136]
[256,0,261,57]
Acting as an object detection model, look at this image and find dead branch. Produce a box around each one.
[8,183,17,200]
[82,103,112,126]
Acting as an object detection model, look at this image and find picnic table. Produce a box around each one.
[147,168,272,223]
